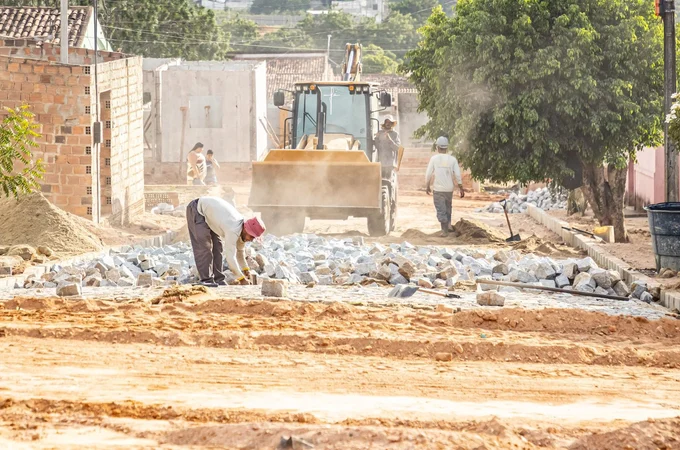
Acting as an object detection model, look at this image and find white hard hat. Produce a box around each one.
[383,115,396,124]
[436,136,449,148]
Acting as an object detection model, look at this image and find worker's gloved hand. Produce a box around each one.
[459,188,465,198]
[426,187,432,195]
[238,277,251,286]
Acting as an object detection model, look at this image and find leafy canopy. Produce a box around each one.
[0,106,44,199]
[402,0,663,186]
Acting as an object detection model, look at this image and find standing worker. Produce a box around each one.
[204,150,220,185]
[425,137,465,237]
[374,116,401,180]
[186,196,266,287]
[187,142,207,185]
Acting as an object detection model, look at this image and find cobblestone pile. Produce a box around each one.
[480,187,568,214]
[14,234,656,303]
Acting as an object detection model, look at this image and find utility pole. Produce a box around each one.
[325,34,331,80]
[663,0,678,201]
[60,0,68,64]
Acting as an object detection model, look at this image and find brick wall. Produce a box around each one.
[0,39,144,225]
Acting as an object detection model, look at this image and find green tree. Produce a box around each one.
[362,44,399,74]
[250,0,311,14]
[403,2,663,242]
[0,106,44,198]
[3,0,229,60]
[221,15,259,51]
[389,0,439,23]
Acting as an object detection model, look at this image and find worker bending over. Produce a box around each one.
[186,196,266,287]
[425,137,465,237]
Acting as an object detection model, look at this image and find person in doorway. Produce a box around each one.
[187,142,207,185]
[425,137,465,237]
[205,150,220,185]
[374,115,401,180]
[186,196,266,287]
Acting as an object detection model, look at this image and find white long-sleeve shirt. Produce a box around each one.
[425,153,463,193]
[197,196,248,278]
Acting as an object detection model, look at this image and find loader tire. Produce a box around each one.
[367,187,390,237]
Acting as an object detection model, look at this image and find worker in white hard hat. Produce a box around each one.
[425,136,464,237]
[374,115,401,181]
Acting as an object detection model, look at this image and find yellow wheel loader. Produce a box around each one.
[248,44,402,236]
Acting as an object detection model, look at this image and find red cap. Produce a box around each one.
[244,217,266,238]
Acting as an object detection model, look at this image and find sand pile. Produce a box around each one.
[511,235,582,257]
[0,193,104,254]
[450,218,507,243]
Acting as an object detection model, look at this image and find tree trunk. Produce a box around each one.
[580,163,629,243]
[567,188,588,215]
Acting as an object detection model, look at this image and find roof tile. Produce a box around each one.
[0,6,91,47]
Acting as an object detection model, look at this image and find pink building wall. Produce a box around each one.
[627,146,666,207]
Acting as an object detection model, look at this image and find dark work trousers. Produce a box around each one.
[433,191,453,226]
[186,199,225,283]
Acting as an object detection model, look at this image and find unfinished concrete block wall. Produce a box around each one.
[94,56,145,225]
[0,40,144,224]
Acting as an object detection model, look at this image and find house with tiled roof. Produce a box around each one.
[231,53,333,98]
[0,6,112,51]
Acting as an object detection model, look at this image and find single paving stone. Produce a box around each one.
[509,270,537,284]
[573,272,595,293]
[84,275,101,287]
[476,291,506,307]
[640,291,654,303]
[299,272,319,284]
[106,268,121,283]
[535,263,556,280]
[137,273,153,287]
[631,281,648,299]
[590,269,613,289]
[539,279,556,288]
[492,263,509,276]
[56,282,81,297]
[262,279,288,298]
[417,277,434,289]
[577,257,597,273]
[613,280,631,297]
[562,263,578,280]
[398,261,417,280]
[555,274,570,288]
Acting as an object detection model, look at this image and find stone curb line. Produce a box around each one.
[526,205,680,311]
[0,230,178,291]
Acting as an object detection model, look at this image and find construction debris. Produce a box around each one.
[14,233,656,302]
[480,187,567,214]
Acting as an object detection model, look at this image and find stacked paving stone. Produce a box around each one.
[16,234,656,303]
[149,203,187,218]
[480,187,568,214]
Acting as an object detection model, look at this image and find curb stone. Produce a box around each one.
[526,205,680,312]
[0,230,178,291]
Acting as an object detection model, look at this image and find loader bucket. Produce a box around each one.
[249,150,382,215]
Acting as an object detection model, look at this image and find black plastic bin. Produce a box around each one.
[645,202,680,271]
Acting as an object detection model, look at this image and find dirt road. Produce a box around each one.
[1,187,679,449]
[1,294,679,449]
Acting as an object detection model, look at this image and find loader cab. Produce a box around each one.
[275,82,391,160]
